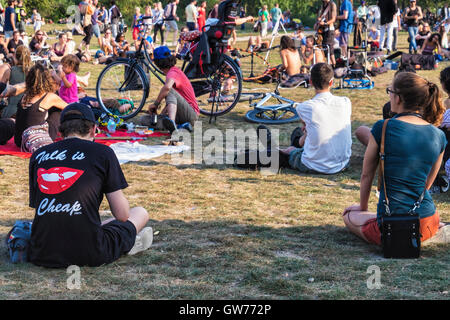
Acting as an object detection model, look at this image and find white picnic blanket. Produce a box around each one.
[110,141,190,164]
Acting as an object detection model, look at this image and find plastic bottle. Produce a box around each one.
[107,118,116,133]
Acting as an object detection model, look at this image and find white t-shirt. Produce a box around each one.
[392,9,400,28]
[66,40,76,54]
[295,92,352,174]
[186,3,197,23]
[369,29,380,41]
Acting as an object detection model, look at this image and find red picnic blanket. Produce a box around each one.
[0,130,169,159]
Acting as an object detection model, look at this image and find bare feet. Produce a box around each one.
[77,72,91,87]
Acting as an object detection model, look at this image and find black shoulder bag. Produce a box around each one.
[379,118,424,259]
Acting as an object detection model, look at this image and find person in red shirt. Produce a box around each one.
[197,1,207,31]
[148,46,199,133]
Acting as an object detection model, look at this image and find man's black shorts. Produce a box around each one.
[323,30,335,47]
[101,220,137,264]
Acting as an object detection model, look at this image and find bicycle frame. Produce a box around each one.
[134,17,166,85]
[250,91,295,112]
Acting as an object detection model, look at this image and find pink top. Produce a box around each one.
[59,72,78,104]
[166,66,199,114]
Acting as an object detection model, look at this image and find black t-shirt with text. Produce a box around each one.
[28,138,128,268]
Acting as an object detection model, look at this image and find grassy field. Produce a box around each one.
[0,26,449,300]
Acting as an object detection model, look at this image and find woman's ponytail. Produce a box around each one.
[394,72,445,126]
[422,81,445,126]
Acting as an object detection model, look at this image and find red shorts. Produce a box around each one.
[362,212,440,245]
[132,27,140,41]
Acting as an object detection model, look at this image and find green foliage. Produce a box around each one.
[20,0,450,26]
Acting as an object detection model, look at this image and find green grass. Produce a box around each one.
[0,28,449,300]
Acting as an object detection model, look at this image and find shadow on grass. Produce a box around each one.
[0,217,448,299]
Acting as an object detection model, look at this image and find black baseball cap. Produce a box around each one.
[60,103,96,124]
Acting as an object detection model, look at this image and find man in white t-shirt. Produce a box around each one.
[185,0,198,31]
[280,63,352,174]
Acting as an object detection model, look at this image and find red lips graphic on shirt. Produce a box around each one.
[37,167,84,194]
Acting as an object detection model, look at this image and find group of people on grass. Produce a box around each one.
[0,0,450,268]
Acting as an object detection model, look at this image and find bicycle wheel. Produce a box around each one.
[245,106,299,124]
[96,59,149,120]
[192,55,243,117]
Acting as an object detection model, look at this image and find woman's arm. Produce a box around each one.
[420,38,427,53]
[426,151,444,190]
[359,134,379,211]
[417,7,423,21]
[44,92,68,110]
[62,74,73,88]
[436,43,443,55]
[0,82,25,98]
[1,67,11,84]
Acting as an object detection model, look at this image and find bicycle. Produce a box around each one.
[96,0,243,121]
[95,17,163,120]
[244,72,302,124]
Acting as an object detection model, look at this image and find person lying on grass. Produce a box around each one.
[343,72,449,246]
[28,102,153,268]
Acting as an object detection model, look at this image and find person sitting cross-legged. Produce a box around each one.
[279,63,352,174]
[28,103,153,268]
[342,72,449,246]
[144,46,200,133]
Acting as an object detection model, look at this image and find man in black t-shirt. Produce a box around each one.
[29,30,48,54]
[28,103,153,268]
[7,30,23,54]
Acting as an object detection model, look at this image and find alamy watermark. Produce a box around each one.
[366,265,381,290]
[66,265,81,290]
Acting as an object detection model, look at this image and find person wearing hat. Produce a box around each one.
[27,102,153,268]
[404,0,423,54]
[146,46,199,133]
[65,31,76,54]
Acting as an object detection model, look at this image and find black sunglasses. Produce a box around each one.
[386,87,399,95]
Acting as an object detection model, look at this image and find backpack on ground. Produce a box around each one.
[6,220,32,263]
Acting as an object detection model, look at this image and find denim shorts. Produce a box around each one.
[288,148,318,173]
[165,20,178,32]
[92,24,101,38]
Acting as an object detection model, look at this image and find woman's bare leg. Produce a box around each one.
[342,210,377,242]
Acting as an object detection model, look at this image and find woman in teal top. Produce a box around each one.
[343,72,447,245]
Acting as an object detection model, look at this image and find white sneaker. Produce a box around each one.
[128,227,153,255]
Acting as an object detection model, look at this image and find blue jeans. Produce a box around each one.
[408,26,418,52]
